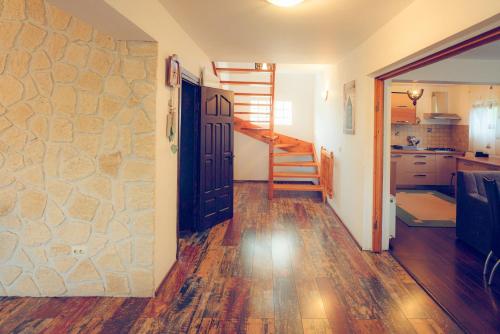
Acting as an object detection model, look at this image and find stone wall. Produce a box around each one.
[0,0,157,296]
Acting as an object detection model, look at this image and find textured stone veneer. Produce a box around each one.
[0,0,157,296]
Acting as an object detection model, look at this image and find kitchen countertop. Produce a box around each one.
[457,155,500,167]
[392,149,465,155]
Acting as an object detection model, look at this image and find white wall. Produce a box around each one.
[104,0,218,289]
[234,71,316,180]
[313,0,500,250]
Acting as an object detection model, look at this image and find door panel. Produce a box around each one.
[199,86,234,230]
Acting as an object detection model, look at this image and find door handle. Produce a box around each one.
[414,174,427,177]
[414,162,427,165]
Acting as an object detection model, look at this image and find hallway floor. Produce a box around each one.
[0,183,461,333]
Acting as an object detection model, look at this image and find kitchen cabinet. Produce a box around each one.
[392,151,462,186]
[398,153,436,185]
[436,155,457,185]
[391,92,416,124]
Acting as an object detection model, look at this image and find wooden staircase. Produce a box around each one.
[213,62,327,201]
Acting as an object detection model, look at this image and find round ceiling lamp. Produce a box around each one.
[267,0,304,7]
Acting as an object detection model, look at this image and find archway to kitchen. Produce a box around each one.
[379,34,500,334]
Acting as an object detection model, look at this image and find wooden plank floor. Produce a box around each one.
[391,218,500,334]
[0,183,461,333]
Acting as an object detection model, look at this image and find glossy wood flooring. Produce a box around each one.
[0,183,461,333]
[391,219,500,334]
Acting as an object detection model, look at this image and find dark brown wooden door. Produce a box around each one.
[199,86,234,230]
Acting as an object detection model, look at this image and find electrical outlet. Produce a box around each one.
[71,246,87,257]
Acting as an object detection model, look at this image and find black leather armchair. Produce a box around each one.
[456,171,500,255]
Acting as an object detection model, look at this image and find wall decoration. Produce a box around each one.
[166,55,181,152]
[166,54,181,87]
[343,80,355,134]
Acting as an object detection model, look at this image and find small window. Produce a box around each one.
[274,101,293,126]
[469,100,499,154]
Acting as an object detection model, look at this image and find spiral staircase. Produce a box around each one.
[212,62,326,201]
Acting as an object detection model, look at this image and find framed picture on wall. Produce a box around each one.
[343,80,355,134]
[166,54,181,87]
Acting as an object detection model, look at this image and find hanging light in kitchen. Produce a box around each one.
[407,88,424,106]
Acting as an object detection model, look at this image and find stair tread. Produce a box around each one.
[216,67,273,73]
[273,183,323,191]
[274,172,320,178]
[235,93,272,96]
[262,134,279,139]
[221,80,272,86]
[240,127,270,131]
[235,112,271,115]
[274,143,297,148]
[274,152,313,156]
[273,161,319,167]
[235,103,272,106]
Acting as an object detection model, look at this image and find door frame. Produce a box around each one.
[372,26,500,252]
[176,69,201,258]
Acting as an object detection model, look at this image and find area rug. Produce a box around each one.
[396,190,456,227]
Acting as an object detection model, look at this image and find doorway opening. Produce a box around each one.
[373,28,500,333]
[177,72,235,237]
[179,73,201,234]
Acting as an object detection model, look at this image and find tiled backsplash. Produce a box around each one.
[391,124,469,152]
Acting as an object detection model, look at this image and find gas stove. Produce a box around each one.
[426,147,456,152]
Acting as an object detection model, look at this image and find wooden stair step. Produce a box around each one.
[215,67,273,73]
[235,112,271,115]
[273,183,323,191]
[273,161,319,167]
[235,93,272,97]
[235,103,271,107]
[274,172,320,178]
[262,134,279,140]
[240,127,270,131]
[273,152,313,157]
[221,80,272,86]
[273,143,297,148]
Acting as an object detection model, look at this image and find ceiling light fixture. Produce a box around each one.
[407,89,424,106]
[267,0,304,7]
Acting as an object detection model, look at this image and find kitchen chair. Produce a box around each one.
[483,177,500,285]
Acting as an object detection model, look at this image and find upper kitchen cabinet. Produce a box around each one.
[391,92,417,124]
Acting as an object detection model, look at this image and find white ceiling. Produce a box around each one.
[160,0,414,63]
[48,0,153,41]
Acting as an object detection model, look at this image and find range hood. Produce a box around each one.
[424,92,461,120]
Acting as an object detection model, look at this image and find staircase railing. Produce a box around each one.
[268,64,276,199]
[212,61,277,198]
[320,146,334,200]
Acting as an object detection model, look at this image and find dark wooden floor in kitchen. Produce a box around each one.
[0,183,460,333]
[391,218,500,334]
